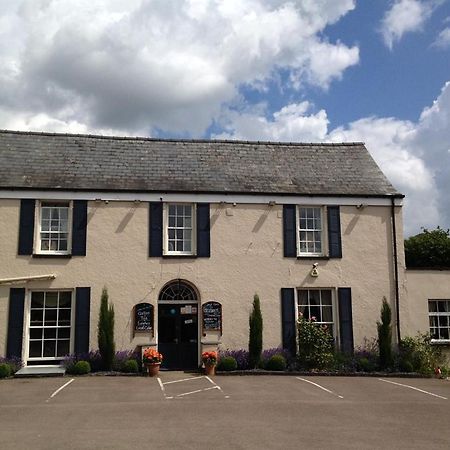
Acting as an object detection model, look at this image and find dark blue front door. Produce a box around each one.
[158,304,198,370]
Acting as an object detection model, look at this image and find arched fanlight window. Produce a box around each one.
[158,280,198,301]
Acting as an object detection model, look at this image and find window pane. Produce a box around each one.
[58,328,71,339]
[46,292,58,308]
[44,328,57,339]
[60,208,68,220]
[31,292,45,308]
[44,309,57,326]
[42,208,50,219]
[30,328,42,340]
[59,292,72,307]
[169,205,176,215]
[185,217,192,227]
[184,240,191,252]
[176,230,183,240]
[298,291,308,305]
[168,229,175,239]
[300,208,306,219]
[429,301,437,313]
[59,240,68,251]
[58,309,71,326]
[176,217,183,227]
[309,291,320,305]
[438,301,448,312]
[440,328,449,340]
[30,309,43,325]
[322,306,333,322]
[57,340,70,357]
[439,316,448,327]
[169,216,175,227]
[51,208,59,220]
[176,205,184,215]
[176,241,183,251]
[29,341,42,358]
[43,340,56,357]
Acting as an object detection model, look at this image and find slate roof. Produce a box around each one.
[0,130,401,197]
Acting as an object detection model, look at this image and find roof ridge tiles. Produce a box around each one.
[0,128,364,147]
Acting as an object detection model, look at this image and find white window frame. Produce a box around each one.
[296,206,327,257]
[25,289,75,364]
[35,200,73,255]
[163,203,196,256]
[296,288,338,341]
[428,299,450,343]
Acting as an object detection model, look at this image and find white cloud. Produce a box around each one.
[380,0,436,49]
[432,26,450,48]
[215,101,329,141]
[0,0,358,135]
[217,81,450,235]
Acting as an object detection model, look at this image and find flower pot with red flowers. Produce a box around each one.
[142,348,163,377]
[202,351,218,376]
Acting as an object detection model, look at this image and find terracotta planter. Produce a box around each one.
[145,362,161,377]
[204,364,216,376]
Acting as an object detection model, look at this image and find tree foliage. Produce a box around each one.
[405,227,450,268]
[248,294,263,369]
[98,287,115,371]
[377,297,393,370]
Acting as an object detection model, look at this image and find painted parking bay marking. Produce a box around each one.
[296,377,344,399]
[45,378,75,402]
[157,375,229,399]
[378,378,447,400]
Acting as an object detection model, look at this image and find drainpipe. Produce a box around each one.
[391,196,401,344]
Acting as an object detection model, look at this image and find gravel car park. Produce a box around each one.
[1,374,450,449]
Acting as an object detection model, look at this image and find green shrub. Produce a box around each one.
[399,333,447,375]
[69,361,91,375]
[265,354,287,371]
[217,356,238,371]
[98,287,115,371]
[297,315,334,370]
[377,297,393,370]
[399,359,414,373]
[0,363,11,378]
[357,357,377,372]
[248,294,263,369]
[121,359,139,373]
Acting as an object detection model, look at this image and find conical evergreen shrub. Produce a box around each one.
[98,287,115,371]
[249,294,263,369]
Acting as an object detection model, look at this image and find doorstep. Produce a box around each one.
[15,366,66,378]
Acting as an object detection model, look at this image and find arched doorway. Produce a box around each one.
[158,280,199,370]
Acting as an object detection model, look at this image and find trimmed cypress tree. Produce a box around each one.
[377,297,393,370]
[249,294,263,369]
[98,287,115,371]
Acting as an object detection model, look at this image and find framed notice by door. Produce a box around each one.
[133,303,154,337]
[202,301,222,335]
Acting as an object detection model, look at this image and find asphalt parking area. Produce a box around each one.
[1,375,450,449]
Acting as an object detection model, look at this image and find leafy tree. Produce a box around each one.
[405,227,450,268]
[98,287,115,371]
[248,294,263,369]
[377,297,393,370]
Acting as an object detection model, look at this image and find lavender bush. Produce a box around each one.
[261,348,291,368]
[0,356,23,373]
[62,350,141,373]
[219,349,249,370]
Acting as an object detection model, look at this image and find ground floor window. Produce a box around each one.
[28,290,73,361]
[297,289,334,337]
[429,299,450,342]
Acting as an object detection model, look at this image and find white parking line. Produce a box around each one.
[162,376,206,385]
[296,377,344,399]
[378,378,447,400]
[205,375,230,398]
[46,378,75,402]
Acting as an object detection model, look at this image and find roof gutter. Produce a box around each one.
[0,274,56,285]
[391,196,401,344]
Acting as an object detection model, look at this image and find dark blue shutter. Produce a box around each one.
[196,203,210,257]
[72,200,88,256]
[283,205,297,257]
[281,288,296,355]
[18,199,35,255]
[149,202,163,257]
[75,287,91,355]
[338,288,354,354]
[7,288,25,358]
[327,206,342,258]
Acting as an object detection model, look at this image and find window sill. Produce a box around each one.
[162,254,198,259]
[296,256,330,260]
[33,254,72,259]
[430,340,450,346]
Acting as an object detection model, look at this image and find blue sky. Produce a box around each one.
[0,0,449,235]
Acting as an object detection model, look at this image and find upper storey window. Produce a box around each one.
[165,203,196,255]
[38,202,71,254]
[298,206,324,256]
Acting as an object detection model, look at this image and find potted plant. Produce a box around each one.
[142,348,163,377]
[202,351,218,376]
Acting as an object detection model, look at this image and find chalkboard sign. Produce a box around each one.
[134,303,154,334]
[202,301,222,333]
